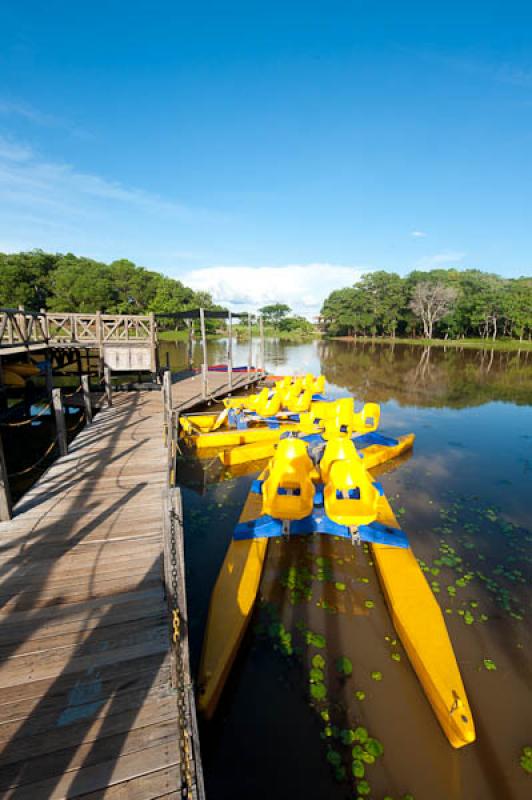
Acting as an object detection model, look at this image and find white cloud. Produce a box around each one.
[410,230,427,238]
[415,251,465,269]
[181,264,369,318]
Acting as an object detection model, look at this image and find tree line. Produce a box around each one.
[320,269,532,341]
[0,250,216,315]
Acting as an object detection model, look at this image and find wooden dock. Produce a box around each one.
[171,370,263,412]
[0,386,207,799]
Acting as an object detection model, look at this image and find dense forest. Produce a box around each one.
[321,269,532,341]
[0,250,215,314]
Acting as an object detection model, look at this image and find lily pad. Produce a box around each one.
[483,658,497,671]
[311,682,327,700]
[310,668,324,682]
[312,654,326,669]
[356,780,371,796]
[340,729,356,745]
[520,746,532,774]
[391,652,401,662]
[335,581,346,591]
[365,737,384,757]
[371,670,383,681]
[336,656,353,676]
[364,600,375,609]
[351,744,364,758]
[353,726,368,743]
[352,759,365,778]
[326,749,342,767]
[355,690,366,701]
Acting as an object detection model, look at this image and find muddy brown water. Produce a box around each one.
[162,338,532,800]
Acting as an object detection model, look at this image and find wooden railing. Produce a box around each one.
[0,308,156,351]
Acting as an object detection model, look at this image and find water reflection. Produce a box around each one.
[168,338,531,800]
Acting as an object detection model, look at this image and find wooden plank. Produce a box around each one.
[76,766,180,800]
[2,740,180,800]
[0,721,179,790]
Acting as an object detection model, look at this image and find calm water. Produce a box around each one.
[162,339,532,800]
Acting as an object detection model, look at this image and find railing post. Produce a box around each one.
[52,388,68,457]
[186,319,194,371]
[227,310,233,390]
[17,305,27,344]
[40,308,50,341]
[259,314,265,373]
[163,368,172,444]
[199,308,208,399]
[104,365,113,407]
[167,410,177,486]
[0,431,13,521]
[96,311,103,378]
[247,314,252,376]
[44,358,54,400]
[81,375,93,425]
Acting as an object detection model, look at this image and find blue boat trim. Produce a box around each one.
[354,432,399,449]
[234,509,408,547]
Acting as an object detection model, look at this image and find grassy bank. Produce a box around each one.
[158,326,318,343]
[329,335,532,351]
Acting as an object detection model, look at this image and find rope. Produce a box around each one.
[7,438,57,477]
[62,382,83,399]
[0,401,52,428]
[66,411,85,433]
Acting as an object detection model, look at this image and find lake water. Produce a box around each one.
[161,338,532,800]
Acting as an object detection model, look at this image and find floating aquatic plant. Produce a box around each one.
[311,681,327,700]
[355,690,366,701]
[352,759,365,778]
[520,746,532,774]
[312,653,326,669]
[364,600,375,609]
[335,581,346,591]
[371,671,383,681]
[353,726,368,743]
[391,652,401,662]
[336,656,353,676]
[483,658,497,671]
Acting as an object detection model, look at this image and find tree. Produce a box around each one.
[409,282,458,339]
[259,303,291,326]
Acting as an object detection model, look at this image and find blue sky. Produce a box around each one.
[0,1,531,315]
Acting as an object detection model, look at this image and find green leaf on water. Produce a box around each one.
[351,744,364,759]
[365,737,384,757]
[320,709,330,721]
[334,765,346,782]
[355,690,366,701]
[371,670,383,681]
[352,759,365,778]
[311,682,327,700]
[364,600,375,609]
[326,749,342,767]
[391,652,401,662]
[335,582,346,591]
[483,658,497,671]
[310,668,324,682]
[336,656,353,676]
[312,654,326,669]
[520,746,532,774]
[356,780,371,796]
[353,726,368,743]
[340,729,356,745]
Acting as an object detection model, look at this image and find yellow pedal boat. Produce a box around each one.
[197,440,475,749]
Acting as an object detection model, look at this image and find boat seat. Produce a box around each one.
[324,457,380,527]
[319,436,360,482]
[352,402,381,433]
[262,438,315,520]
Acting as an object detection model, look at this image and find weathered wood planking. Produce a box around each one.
[0,391,204,799]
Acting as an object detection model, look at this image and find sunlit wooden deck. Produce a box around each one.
[0,391,203,799]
